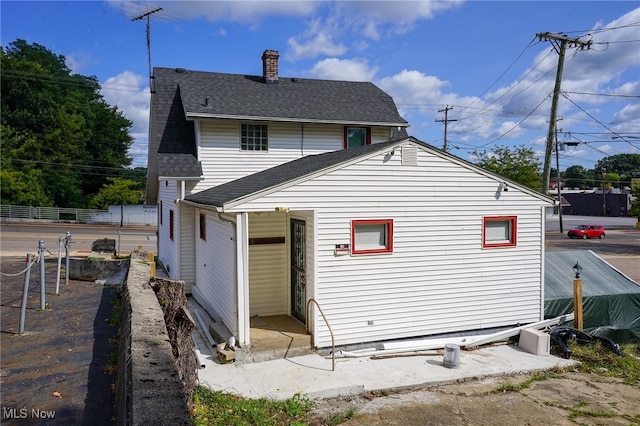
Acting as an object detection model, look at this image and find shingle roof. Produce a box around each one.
[185,139,406,207]
[154,67,409,125]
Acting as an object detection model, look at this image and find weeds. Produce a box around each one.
[192,386,314,426]
[326,407,358,425]
[560,340,640,384]
[493,372,551,393]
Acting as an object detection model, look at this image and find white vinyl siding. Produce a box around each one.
[194,212,238,335]
[157,180,179,279]
[247,212,288,316]
[225,142,549,348]
[179,203,196,291]
[193,120,395,192]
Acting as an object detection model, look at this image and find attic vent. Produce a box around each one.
[175,68,188,73]
[291,77,302,83]
[402,146,418,166]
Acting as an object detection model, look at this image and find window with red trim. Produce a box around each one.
[169,210,175,241]
[343,127,371,149]
[483,216,517,248]
[199,213,206,240]
[351,219,393,254]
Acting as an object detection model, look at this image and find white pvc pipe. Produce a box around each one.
[335,313,575,358]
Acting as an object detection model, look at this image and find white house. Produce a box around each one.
[147,50,553,351]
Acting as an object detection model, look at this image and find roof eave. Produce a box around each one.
[185,112,409,127]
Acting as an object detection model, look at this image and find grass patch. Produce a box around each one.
[326,407,358,426]
[493,372,551,393]
[193,386,314,426]
[560,340,640,385]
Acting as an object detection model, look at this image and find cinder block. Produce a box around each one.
[518,328,550,356]
[217,342,236,363]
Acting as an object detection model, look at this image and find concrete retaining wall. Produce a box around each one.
[116,251,192,425]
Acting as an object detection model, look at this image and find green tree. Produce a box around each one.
[89,178,143,209]
[562,165,594,189]
[470,144,542,191]
[1,39,134,207]
[595,154,640,182]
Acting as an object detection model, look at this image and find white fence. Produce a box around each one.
[0,204,157,227]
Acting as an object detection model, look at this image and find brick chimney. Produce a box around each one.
[262,49,279,84]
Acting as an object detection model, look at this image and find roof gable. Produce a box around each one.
[184,137,553,209]
[153,67,408,126]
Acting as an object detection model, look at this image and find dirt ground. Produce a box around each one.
[309,371,640,425]
[0,256,118,425]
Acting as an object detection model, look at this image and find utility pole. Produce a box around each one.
[555,127,563,233]
[435,106,457,152]
[132,6,163,93]
[537,32,591,194]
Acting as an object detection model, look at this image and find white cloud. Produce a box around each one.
[287,17,347,60]
[111,0,319,24]
[308,57,377,81]
[100,71,150,167]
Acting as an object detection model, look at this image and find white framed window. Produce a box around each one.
[483,216,517,248]
[241,123,268,151]
[351,219,393,254]
[343,126,371,149]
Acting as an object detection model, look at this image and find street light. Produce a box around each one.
[573,261,582,279]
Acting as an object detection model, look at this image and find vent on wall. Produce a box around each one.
[402,146,418,166]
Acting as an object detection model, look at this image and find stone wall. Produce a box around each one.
[116,251,193,425]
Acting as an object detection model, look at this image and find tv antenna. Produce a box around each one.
[132,6,163,93]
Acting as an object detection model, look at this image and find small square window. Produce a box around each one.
[344,127,371,149]
[351,219,393,254]
[483,216,517,248]
[241,123,268,151]
[199,213,206,240]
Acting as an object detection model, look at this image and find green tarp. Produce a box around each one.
[545,250,640,343]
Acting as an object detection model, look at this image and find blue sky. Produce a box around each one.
[2,1,639,173]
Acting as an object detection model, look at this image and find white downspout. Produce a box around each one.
[236,212,250,346]
[540,205,546,321]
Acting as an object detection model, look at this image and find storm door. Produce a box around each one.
[290,219,306,323]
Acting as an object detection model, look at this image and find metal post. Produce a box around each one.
[65,232,71,285]
[601,168,607,217]
[118,230,122,257]
[39,240,46,310]
[55,237,63,295]
[19,254,33,335]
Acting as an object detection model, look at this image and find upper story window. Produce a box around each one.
[483,216,517,248]
[241,123,268,151]
[344,127,371,149]
[351,219,393,255]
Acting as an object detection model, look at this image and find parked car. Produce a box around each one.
[567,224,606,239]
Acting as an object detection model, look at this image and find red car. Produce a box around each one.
[567,224,606,239]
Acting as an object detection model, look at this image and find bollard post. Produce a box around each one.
[55,237,63,295]
[19,254,33,335]
[39,240,46,310]
[118,230,121,257]
[572,262,584,330]
[65,232,71,285]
